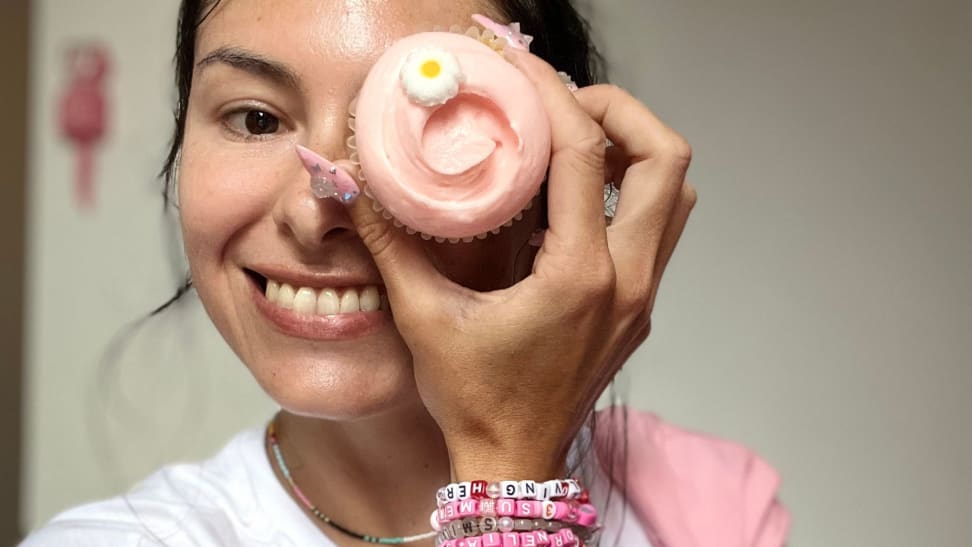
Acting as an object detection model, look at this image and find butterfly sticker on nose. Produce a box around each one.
[295,144,360,204]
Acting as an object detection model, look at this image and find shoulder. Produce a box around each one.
[20,428,273,547]
[594,407,791,547]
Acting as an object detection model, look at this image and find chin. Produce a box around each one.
[243,333,421,421]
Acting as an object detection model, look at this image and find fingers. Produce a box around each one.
[574,85,691,245]
[572,85,692,298]
[647,182,698,309]
[507,50,608,253]
[338,160,447,306]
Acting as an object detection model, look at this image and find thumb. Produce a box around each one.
[336,160,445,302]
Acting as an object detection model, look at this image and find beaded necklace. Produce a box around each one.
[266,419,438,545]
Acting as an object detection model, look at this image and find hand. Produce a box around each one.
[347,50,697,481]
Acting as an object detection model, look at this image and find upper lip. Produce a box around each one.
[247,264,383,289]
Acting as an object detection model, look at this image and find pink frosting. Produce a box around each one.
[355,32,551,239]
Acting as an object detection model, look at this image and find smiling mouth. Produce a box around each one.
[245,269,387,317]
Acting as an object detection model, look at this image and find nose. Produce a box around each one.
[271,144,357,250]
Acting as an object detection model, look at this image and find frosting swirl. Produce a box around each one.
[354,32,551,239]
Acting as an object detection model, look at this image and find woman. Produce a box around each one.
[22,0,788,545]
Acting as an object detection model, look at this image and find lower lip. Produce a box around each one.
[250,280,388,341]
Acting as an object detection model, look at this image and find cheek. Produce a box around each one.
[177,117,293,268]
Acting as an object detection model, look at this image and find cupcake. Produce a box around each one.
[349,17,552,243]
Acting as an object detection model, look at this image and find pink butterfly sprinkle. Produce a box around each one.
[472,14,534,51]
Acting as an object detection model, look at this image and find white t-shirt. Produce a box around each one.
[20,426,651,546]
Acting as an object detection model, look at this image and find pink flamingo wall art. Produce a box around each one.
[58,44,110,210]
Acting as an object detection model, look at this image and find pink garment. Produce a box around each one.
[594,409,790,547]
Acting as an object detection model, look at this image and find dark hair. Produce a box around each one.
[147,1,625,545]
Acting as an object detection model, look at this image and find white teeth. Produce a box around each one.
[263,278,383,316]
[359,286,380,312]
[293,288,318,315]
[339,289,360,313]
[317,288,340,315]
[277,284,296,310]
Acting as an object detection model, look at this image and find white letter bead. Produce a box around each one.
[544,480,565,498]
[518,480,537,499]
[446,484,458,501]
[566,480,581,498]
[501,481,519,498]
[533,483,549,500]
[457,482,471,499]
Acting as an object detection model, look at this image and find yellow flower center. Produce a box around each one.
[420,60,442,79]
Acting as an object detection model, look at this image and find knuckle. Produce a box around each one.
[661,134,693,168]
[355,214,396,257]
[684,182,699,208]
[584,259,617,298]
[619,285,651,314]
[567,130,608,173]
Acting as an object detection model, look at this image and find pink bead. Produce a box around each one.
[444,541,457,547]
[575,504,597,527]
[445,501,459,521]
[480,499,497,517]
[553,502,571,520]
[551,530,576,547]
[515,500,541,518]
[458,499,479,517]
[520,531,538,547]
[481,532,502,547]
[497,499,517,517]
[535,531,551,545]
[466,537,482,547]
[502,532,521,547]
[563,502,579,523]
[457,540,468,547]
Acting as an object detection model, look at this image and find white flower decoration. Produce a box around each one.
[400,47,465,107]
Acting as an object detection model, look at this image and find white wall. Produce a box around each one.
[23,1,972,545]
[592,1,972,545]
[22,0,276,533]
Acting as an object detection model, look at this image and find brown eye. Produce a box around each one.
[243,110,279,135]
[224,108,282,138]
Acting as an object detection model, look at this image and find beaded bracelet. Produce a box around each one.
[434,499,598,527]
[437,479,584,506]
[437,527,581,547]
[434,516,596,542]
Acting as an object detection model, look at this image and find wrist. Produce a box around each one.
[449,445,569,482]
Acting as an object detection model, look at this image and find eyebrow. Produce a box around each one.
[196,46,301,91]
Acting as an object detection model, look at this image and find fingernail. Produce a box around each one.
[471,13,534,51]
[295,144,360,204]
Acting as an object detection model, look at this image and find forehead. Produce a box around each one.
[197,0,500,65]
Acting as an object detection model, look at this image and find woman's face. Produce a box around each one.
[179,0,538,419]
